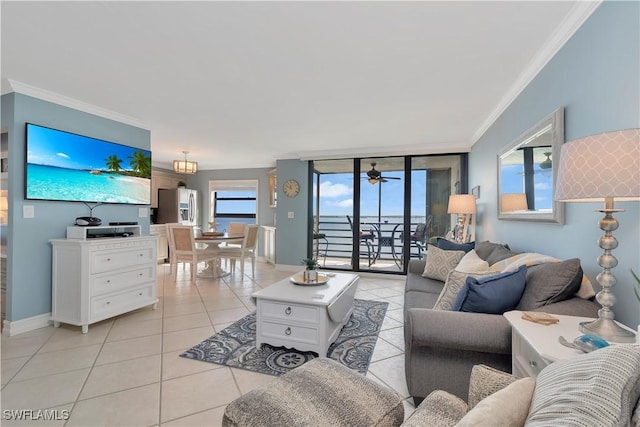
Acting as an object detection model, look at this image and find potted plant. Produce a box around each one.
[302,258,319,282]
[177,180,187,188]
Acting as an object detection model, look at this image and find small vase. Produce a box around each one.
[304,269,318,282]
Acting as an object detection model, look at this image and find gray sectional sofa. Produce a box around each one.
[403,241,600,404]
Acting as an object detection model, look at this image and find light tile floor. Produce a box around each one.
[1,262,415,426]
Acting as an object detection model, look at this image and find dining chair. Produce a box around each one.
[217,224,259,278]
[165,222,182,275]
[346,215,375,266]
[168,224,220,282]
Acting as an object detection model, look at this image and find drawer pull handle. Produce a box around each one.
[106,280,111,283]
[106,258,111,262]
[138,292,143,296]
[529,361,537,367]
[285,327,291,336]
[285,307,292,315]
[106,301,111,305]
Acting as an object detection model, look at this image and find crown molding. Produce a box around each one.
[471,1,602,145]
[4,79,148,129]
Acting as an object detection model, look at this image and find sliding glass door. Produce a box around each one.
[312,154,465,274]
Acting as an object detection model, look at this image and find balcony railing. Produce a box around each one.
[313,216,430,268]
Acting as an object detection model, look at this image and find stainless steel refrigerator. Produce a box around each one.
[156,188,198,225]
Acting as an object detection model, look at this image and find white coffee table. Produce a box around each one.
[251,272,359,357]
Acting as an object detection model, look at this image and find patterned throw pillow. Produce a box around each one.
[455,250,490,274]
[422,245,465,282]
[527,344,640,427]
[433,270,490,310]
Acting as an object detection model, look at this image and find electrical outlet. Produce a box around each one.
[23,205,34,218]
[288,211,294,219]
[138,208,148,218]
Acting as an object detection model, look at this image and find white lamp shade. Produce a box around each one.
[555,129,640,202]
[173,159,198,174]
[447,194,476,214]
[501,193,528,212]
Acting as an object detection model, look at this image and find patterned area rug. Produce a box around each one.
[180,299,388,376]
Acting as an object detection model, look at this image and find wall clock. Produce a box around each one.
[283,179,300,198]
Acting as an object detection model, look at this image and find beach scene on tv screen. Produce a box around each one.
[26,124,151,204]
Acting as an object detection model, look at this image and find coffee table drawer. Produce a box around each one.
[260,301,318,323]
[261,320,318,344]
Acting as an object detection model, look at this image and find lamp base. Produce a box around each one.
[579,318,636,343]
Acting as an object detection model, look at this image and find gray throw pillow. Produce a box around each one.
[516,259,583,310]
[485,246,519,265]
[474,241,511,261]
[527,344,640,427]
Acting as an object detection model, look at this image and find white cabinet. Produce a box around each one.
[503,311,634,377]
[262,226,276,264]
[150,224,168,262]
[50,233,158,333]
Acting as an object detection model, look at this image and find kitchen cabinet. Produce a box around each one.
[151,170,184,208]
[150,224,169,262]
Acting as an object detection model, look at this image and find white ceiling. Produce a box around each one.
[1,1,599,171]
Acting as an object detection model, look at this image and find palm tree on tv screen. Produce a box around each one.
[129,150,151,178]
[105,155,123,172]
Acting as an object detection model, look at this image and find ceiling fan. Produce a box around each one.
[365,162,401,184]
[539,152,552,170]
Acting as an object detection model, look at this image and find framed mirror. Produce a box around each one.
[497,107,565,224]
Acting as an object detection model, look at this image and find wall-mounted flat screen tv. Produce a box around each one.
[26,123,151,205]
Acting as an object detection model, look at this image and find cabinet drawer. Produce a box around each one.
[260,301,318,323]
[261,320,318,344]
[91,266,155,295]
[513,333,547,377]
[90,286,155,320]
[91,247,155,273]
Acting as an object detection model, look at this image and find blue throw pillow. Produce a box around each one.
[436,237,475,253]
[452,265,527,314]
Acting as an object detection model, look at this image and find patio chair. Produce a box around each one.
[346,215,375,266]
[313,232,329,266]
[400,221,429,262]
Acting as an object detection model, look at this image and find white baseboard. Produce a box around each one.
[3,313,52,336]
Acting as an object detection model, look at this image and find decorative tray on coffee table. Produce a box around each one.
[290,274,330,286]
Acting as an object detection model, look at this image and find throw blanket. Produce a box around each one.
[488,253,596,299]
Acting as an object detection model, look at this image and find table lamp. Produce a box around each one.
[447,194,476,243]
[555,128,640,342]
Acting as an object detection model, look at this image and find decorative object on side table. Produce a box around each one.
[555,128,639,342]
[302,258,319,282]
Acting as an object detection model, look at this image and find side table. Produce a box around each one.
[504,310,593,377]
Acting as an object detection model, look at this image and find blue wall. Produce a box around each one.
[185,166,276,256]
[1,93,151,323]
[470,1,640,327]
[275,159,310,266]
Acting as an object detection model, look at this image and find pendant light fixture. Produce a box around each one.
[173,151,198,174]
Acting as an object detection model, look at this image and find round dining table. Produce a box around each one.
[195,232,244,278]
